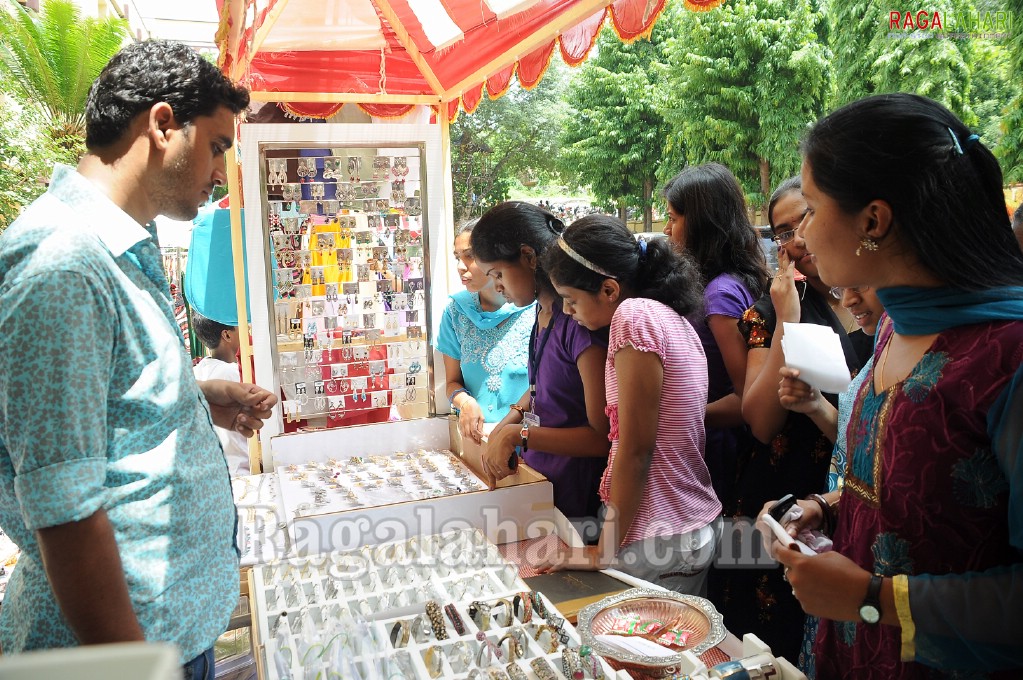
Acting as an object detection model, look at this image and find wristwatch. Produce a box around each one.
[519,421,530,453]
[858,574,883,625]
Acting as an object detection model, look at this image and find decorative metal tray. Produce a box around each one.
[577,588,726,676]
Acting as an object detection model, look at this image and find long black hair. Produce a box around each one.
[542,214,704,317]
[802,93,1023,290]
[470,201,564,297]
[663,163,770,298]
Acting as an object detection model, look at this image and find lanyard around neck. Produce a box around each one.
[528,305,559,410]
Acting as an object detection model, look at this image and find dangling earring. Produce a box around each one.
[856,237,879,256]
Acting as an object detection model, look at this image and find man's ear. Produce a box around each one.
[147,102,176,151]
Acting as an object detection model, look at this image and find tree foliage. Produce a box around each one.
[0,0,127,154]
[829,0,975,122]
[449,63,569,221]
[660,0,831,208]
[0,93,64,232]
[558,18,675,228]
[996,0,1023,181]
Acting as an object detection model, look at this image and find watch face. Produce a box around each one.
[859,604,881,625]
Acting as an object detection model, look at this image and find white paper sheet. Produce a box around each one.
[780,322,852,394]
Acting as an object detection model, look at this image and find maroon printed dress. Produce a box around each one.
[814,319,1023,679]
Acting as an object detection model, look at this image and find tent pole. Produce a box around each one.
[226,144,261,473]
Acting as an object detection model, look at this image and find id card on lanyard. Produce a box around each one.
[526,305,559,427]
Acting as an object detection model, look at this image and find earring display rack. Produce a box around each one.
[277,450,487,520]
[249,528,617,680]
[261,146,431,431]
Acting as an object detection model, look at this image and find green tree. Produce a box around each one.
[660,0,831,209]
[0,92,64,232]
[0,0,128,157]
[996,0,1023,181]
[968,39,1010,148]
[559,18,675,231]
[829,0,975,123]
[450,63,569,221]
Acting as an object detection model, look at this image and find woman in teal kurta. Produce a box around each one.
[436,222,535,443]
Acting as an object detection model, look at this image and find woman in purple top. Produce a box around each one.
[471,201,610,530]
[662,164,770,511]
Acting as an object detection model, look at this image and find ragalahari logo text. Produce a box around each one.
[886,9,1013,39]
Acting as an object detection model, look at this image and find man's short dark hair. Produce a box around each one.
[85,40,250,149]
[192,312,235,350]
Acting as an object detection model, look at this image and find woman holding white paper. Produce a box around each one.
[768,94,1023,678]
[779,286,885,492]
[713,177,868,663]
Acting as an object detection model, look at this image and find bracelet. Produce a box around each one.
[449,387,471,414]
[530,658,558,680]
[491,598,514,627]
[513,592,532,623]
[425,600,449,640]
[444,603,466,636]
[508,404,525,419]
[805,493,834,536]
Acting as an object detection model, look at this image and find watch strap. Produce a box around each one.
[860,573,883,624]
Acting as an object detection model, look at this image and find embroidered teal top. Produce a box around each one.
[0,165,239,662]
[435,290,534,422]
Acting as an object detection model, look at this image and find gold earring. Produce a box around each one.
[856,237,879,256]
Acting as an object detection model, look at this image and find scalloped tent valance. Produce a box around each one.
[215,0,725,118]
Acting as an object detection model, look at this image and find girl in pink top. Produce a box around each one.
[538,214,722,595]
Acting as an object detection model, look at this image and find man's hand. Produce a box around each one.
[199,380,277,437]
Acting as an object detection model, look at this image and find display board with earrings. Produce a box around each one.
[260,145,431,431]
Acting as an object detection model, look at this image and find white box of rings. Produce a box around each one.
[250,528,618,679]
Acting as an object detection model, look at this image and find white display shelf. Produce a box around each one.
[249,528,618,680]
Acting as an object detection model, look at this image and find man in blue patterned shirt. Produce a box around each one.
[0,41,274,679]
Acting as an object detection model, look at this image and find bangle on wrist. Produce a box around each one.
[449,387,471,414]
[508,404,525,420]
[805,493,834,535]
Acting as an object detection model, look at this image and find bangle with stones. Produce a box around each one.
[530,658,557,680]
[444,603,466,636]
[513,593,532,623]
[468,600,492,631]
[475,631,503,667]
[562,647,584,680]
[425,600,449,640]
[530,591,549,620]
[533,624,560,654]
[505,663,529,680]
[578,646,605,680]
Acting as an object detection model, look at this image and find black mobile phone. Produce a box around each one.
[769,494,797,522]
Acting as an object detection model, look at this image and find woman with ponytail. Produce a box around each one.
[662,163,770,512]
[471,202,611,535]
[536,214,721,595]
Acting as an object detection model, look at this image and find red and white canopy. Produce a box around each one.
[215,0,724,120]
